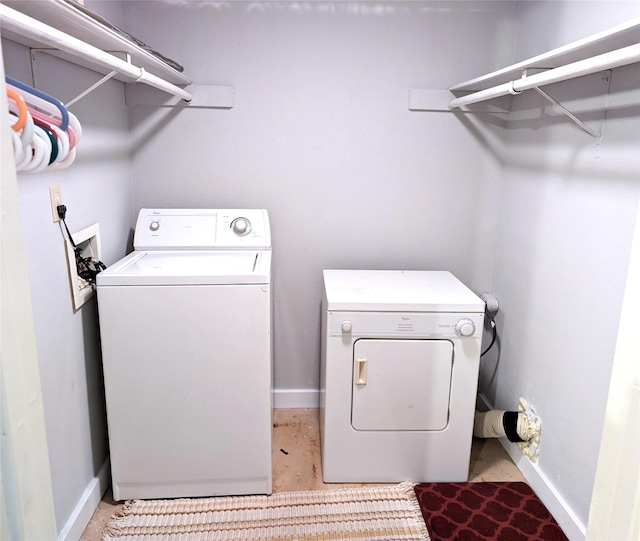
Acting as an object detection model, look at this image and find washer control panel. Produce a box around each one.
[134,209,271,250]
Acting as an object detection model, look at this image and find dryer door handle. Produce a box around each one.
[355,358,367,386]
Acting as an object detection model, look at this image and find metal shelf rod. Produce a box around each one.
[449,43,640,109]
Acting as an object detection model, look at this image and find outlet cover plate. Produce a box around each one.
[49,185,62,222]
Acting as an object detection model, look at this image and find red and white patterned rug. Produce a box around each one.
[414,482,568,541]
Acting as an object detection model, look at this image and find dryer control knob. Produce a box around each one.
[455,318,476,337]
[231,217,251,236]
[341,321,353,333]
[149,220,160,231]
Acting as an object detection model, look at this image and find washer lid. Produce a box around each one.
[323,270,484,312]
[97,250,271,286]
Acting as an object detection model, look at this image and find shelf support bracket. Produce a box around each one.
[64,69,118,108]
[523,68,601,138]
[31,49,130,108]
[532,86,600,138]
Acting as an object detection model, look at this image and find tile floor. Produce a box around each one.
[80,408,526,540]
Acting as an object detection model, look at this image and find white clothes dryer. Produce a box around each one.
[320,269,484,483]
[97,209,272,500]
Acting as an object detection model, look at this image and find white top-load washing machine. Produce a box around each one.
[320,269,484,483]
[96,209,272,500]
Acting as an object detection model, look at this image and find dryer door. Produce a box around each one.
[351,339,453,431]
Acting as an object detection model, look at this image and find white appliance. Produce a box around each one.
[320,269,484,483]
[96,209,272,500]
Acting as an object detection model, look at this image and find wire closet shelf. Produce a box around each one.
[0,3,192,102]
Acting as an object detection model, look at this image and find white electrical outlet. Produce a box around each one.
[49,185,63,222]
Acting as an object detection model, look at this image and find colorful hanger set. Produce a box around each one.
[6,76,82,173]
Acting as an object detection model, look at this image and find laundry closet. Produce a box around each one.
[2,1,639,540]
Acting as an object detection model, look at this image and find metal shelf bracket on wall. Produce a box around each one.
[531,86,600,138]
[30,48,130,108]
[521,68,604,139]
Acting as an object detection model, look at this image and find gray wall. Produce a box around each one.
[2,0,134,530]
[484,0,640,530]
[124,0,515,392]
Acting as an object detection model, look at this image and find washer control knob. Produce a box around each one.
[455,318,476,337]
[341,321,353,333]
[231,217,251,236]
[149,220,160,231]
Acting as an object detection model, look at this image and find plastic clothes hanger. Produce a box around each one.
[16,140,34,171]
[5,76,69,131]
[6,77,82,172]
[33,121,59,164]
[6,87,27,132]
[48,124,70,163]
[47,147,76,170]
[22,126,48,172]
[27,106,77,149]
[14,113,69,168]
[67,111,82,141]
[32,114,59,144]
[8,109,34,155]
[31,125,52,173]
[9,105,34,149]
[9,128,26,164]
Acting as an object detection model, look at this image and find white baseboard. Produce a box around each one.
[58,458,110,541]
[477,393,586,540]
[273,388,319,409]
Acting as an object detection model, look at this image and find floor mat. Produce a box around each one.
[414,482,568,541]
[103,482,429,541]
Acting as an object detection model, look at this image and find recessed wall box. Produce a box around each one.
[65,223,102,311]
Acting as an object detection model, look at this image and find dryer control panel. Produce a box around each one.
[327,311,483,339]
[133,209,271,250]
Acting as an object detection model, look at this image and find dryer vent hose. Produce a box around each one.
[473,410,531,443]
